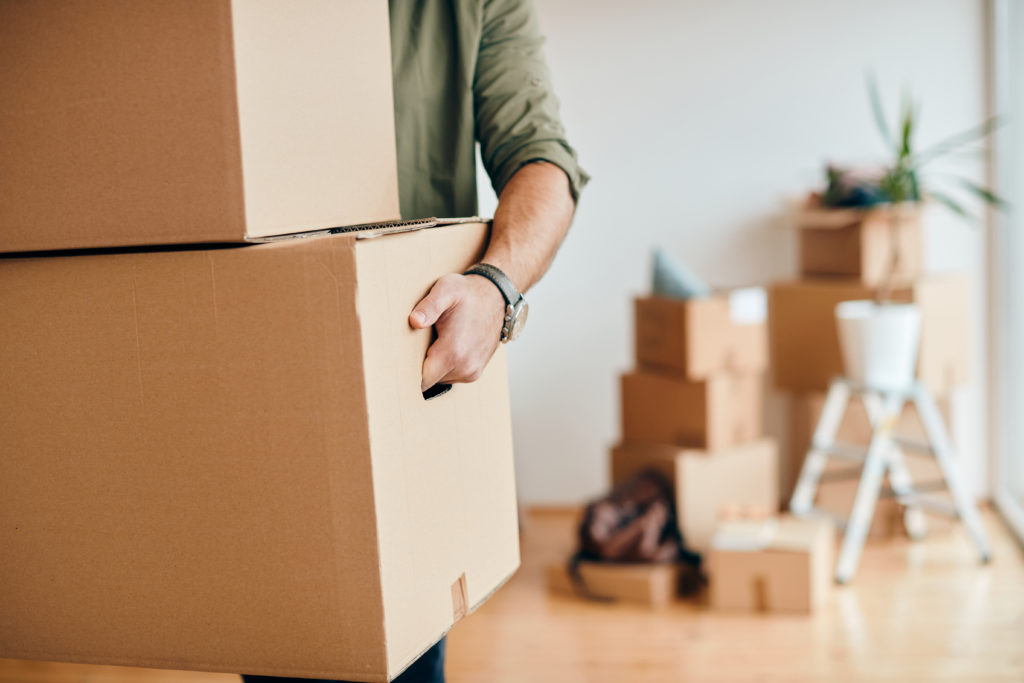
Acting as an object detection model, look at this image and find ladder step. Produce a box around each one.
[892,437,936,455]
[813,438,936,460]
[818,466,864,483]
[895,494,959,517]
[811,441,867,461]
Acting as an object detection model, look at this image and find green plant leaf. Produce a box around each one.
[900,91,915,159]
[928,189,975,221]
[912,116,1004,166]
[866,72,894,151]
[956,177,1011,210]
[946,146,989,161]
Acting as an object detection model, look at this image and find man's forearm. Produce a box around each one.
[479,161,576,292]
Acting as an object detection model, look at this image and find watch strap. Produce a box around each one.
[463,263,521,306]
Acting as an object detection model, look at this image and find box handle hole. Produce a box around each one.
[422,383,453,401]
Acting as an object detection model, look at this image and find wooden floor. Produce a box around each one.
[2,508,1022,682]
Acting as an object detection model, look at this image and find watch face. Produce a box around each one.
[508,300,529,341]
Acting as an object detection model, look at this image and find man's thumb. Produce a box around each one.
[410,275,460,329]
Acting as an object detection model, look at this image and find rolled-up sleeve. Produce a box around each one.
[473,0,590,202]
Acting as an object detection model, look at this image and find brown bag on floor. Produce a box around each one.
[570,469,702,598]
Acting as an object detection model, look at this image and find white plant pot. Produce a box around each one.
[835,300,922,390]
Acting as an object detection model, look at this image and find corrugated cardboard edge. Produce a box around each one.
[247,216,491,244]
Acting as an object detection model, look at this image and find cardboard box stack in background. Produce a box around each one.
[770,203,970,534]
[613,287,779,555]
[547,285,778,608]
[0,4,518,682]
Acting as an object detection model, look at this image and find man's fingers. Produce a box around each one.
[410,275,461,329]
[414,272,501,391]
[421,341,456,392]
[422,336,485,391]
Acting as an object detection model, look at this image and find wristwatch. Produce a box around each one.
[463,262,529,343]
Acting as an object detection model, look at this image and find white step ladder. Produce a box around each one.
[789,377,992,583]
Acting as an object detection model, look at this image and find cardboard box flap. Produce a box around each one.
[768,518,831,553]
[711,519,779,551]
[711,517,825,554]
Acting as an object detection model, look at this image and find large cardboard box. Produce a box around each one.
[0,221,519,682]
[708,516,833,613]
[0,0,400,253]
[787,393,955,538]
[621,370,762,450]
[768,274,969,394]
[633,290,767,378]
[610,440,778,552]
[798,204,922,286]
[546,562,686,608]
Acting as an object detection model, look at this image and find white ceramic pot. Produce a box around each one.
[834,300,922,390]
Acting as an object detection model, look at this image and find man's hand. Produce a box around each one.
[410,273,506,392]
[409,162,575,392]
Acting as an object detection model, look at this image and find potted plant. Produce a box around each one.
[817,76,1006,390]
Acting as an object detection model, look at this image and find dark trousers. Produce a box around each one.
[240,637,445,683]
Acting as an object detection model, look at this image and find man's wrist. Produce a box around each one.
[463,263,529,343]
[464,272,506,308]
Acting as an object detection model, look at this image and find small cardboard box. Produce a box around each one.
[634,289,767,378]
[798,203,922,286]
[546,562,684,608]
[0,220,518,682]
[0,0,400,252]
[709,516,833,613]
[610,439,778,552]
[621,370,763,450]
[787,393,955,538]
[768,274,969,395]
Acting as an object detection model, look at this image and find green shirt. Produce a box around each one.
[389,0,589,219]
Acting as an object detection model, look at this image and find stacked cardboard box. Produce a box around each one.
[770,202,969,534]
[0,4,518,682]
[546,562,688,609]
[709,515,833,613]
[611,288,779,554]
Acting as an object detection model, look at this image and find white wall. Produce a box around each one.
[476,0,992,505]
